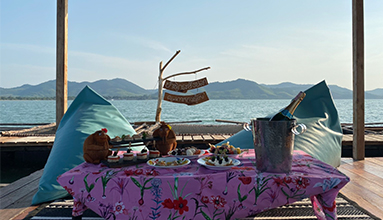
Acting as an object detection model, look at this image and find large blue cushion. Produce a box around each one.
[32,86,137,205]
[216,81,342,167]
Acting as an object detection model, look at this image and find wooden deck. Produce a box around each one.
[1,134,383,150]
[1,121,382,151]
[0,136,54,151]
[0,169,43,220]
[341,134,383,146]
[338,157,383,218]
[1,157,382,219]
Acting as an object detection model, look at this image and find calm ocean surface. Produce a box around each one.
[1,99,383,125]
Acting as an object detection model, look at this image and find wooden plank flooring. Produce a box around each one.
[0,169,43,220]
[342,134,383,146]
[338,157,383,219]
[0,136,54,151]
[1,158,382,219]
[2,134,383,149]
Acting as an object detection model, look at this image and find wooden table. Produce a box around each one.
[57,150,349,220]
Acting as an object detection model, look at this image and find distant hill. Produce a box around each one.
[203,79,278,99]
[0,78,382,99]
[0,78,156,99]
[367,88,383,97]
[260,82,382,99]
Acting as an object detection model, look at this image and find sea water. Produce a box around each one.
[1,99,383,125]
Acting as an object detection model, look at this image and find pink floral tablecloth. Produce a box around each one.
[57,150,349,220]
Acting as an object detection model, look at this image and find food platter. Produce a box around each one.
[208,143,246,157]
[101,157,149,168]
[197,156,241,170]
[147,157,190,168]
[168,149,210,158]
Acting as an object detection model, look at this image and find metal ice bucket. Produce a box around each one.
[251,118,306,173]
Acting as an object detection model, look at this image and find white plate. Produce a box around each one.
[197,156,241,170]
[168,149,210,158]
[147,157,190,168]
[227,150,247,158]
[207,148,247,158]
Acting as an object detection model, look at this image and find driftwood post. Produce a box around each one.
[155,61,164,122]
[56,0,68,128]
[155,50,210,122]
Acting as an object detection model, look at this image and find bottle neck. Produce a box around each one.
[284,92,306,115]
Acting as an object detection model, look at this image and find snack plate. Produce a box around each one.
[101,157,148,168]
[197,156,241,170]
[168,149,210,158]
[147,157,190,168]
[207,149,248,158]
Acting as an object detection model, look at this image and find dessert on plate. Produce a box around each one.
[149,150,161,158]
[123,149,134,161]
[137,148,148,160]
[209,142,241,155]
[169,146,201,156]
[107,155,119,163]
[203,144,236,166]
[111,136,122,142]
[205,154,233,166]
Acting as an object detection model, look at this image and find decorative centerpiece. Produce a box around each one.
[153,122,177,155]
[83,128,112,164]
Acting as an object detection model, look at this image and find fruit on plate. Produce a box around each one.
[204,155,233,166]
[208,142,241,154]
[203,145,234,166]
[169,146,201,156]
[148,158,189,166]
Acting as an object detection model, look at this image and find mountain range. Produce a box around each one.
[1,78,382,99]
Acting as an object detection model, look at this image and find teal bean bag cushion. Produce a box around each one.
[32,86,138,205]
[216,80,343,167]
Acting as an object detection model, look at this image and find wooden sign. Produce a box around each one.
[164,91,209,105]
[164,77,208,93]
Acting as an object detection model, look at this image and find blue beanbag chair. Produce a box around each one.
[32,86,138,205]
[216,80,342,167]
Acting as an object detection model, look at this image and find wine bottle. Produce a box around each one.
[269,91,306,121]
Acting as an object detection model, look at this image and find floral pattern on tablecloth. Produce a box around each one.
[57,150,349,220]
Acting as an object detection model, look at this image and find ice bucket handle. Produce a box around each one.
[291,123,306,135]
[243,122,306,134]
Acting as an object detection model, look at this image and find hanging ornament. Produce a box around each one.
[164,91,209,105]
[163,77,208,93]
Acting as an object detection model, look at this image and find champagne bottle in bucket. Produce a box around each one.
[269,91,306,121]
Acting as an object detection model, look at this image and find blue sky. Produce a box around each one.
[1,1,382,90]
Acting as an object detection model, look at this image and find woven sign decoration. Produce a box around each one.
[163,77,208,93]
[164,91,209,105]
